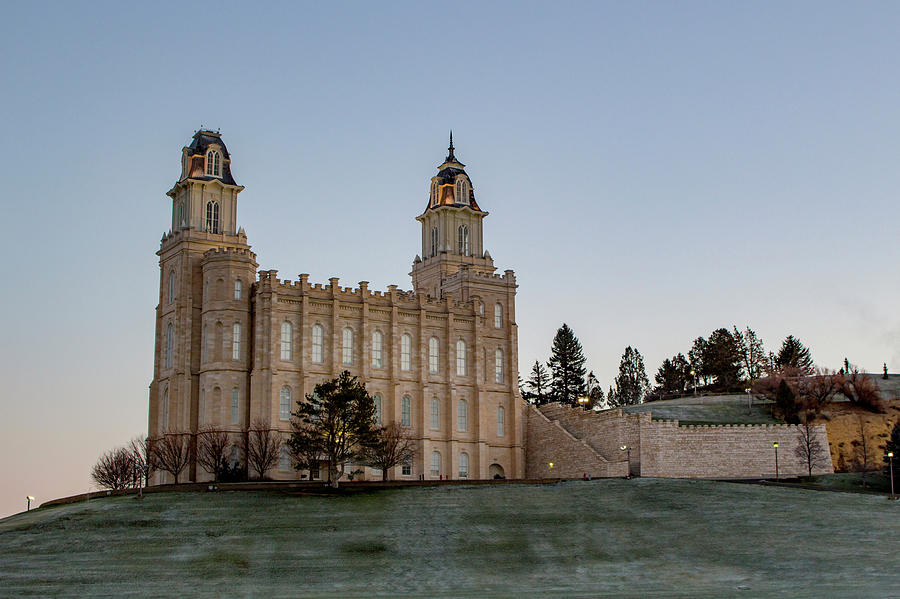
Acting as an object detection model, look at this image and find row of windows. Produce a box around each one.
[161,386,242,429]
[170,273,243,304]
[428,224,477,257]
[430,450,471,478]
[429,179,470,208]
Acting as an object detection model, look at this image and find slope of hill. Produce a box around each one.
[2,481,899,597]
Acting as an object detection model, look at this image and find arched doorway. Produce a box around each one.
[489,463,505,480]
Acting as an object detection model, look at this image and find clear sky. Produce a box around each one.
[1,2,898,518]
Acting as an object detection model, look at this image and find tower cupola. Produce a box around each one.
[426,132,482,212]
[179,129,238,185]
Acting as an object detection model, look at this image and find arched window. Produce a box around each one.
[458,399,468,431]
[232,323,241,360]
[230,388,240,425]
[162,387,169,429]
[206,150,221,177]
[459,452,469,479]
[494,304,502,328]
[430,451,441,478]
[280,447,291,471]
[455,339,466,376]
[372,331,383,368]
[402,457,412,476]
[430,227,438,257]
[311,324,324,363]
[401,395,411,427]
[400,334,411,371]
[279,386,291,421]
[342,327,354,365]
[457,225,469,255]
[495,349,504,383]
[234,279,242,300]
[431,181,439,207]
[280,321,292,361]
[430,397,440,430]
[199,389,206,426]
[165,323,174,369]
[206,201,220,233]
[428,337,439,374]
[168,271,176,303]
[497,406,505,437]
[373,394,382,425]
[455,178,468,205]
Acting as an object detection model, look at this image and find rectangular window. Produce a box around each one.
[374,395,382,425]
[342,328,353,366]
[231,388,239,425]
[495,349,504,383]
[498,406,505,437]
[232,323,241,360]
[401,460,412,476]
[428,338,439,374]
[281,322,292,361]
[372,332,383,368]
[279,448,290,471]
[456,341,466,377]
[400,334,411,371]
[457,400,467,432]
[312,324,323,363]
[310,464,320,480]
[430,398,439,430]
[401,397,411,427]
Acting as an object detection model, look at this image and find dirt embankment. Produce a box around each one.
[825,399,900,472]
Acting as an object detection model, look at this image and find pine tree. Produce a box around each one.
[525,360,551,405]
[733,326,767,380]
[702,328,744,390]
[612,346,650,406]
[585,371,603,409]
[776,335,814,374]
[547,324,587,406]
[655,354,690,394]
[775,379,799,424]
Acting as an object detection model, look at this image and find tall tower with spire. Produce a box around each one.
[411,134,502,300]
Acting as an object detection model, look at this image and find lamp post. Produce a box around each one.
[888,452,895,500]
[577,396,589,411]
[620,445,632,479]
[690,370,697,396]
[773,442,779,480]
[745,387,752,415]
[26,496,34,511]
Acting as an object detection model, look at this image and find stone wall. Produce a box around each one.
[524,404,628,479]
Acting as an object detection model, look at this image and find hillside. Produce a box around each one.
[2,481,899,597]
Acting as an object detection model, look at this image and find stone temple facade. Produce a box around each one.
[149,130,525,484]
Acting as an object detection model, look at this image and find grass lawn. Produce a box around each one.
[620,394,781,425]
[1,480,899,598]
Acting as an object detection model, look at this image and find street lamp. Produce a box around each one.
[773,442,779,480]
[745,387,752,415]
[620,445,632,479]
[577,396,590,411]
[690,370,697,396]
[26,496,34,511]
[888,452,895,500]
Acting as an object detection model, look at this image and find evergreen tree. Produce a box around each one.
[775,379,799,424]
[525,360,551,405]
[585,371,604,409]
[607,385,617,407]
[776,335,814,374]
[612,346,650,406]
[547,324,587,406]
[701,328,744,390]
[688,337,708,387]
[733,326,767,380]
[655,353,690,394]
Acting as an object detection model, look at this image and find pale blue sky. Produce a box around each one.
[1,2,898,517]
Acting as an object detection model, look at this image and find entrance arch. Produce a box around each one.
[489,463,505,480]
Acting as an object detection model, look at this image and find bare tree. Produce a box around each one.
[358,422,417,481]
[796,368,844,414]
[840,371,885,413]
[245,419,282,480]
[196,426,231,482]
[91,446,134,490]
[129,435,155,488]
[853,415,873,486]
[794,417,829,477]
[151,432,191,484]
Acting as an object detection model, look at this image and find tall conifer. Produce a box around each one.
[547,323,587,406]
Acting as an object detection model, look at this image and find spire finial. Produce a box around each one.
[446,130,456,162]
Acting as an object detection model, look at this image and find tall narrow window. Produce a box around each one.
[168,271,175,303]
[281,321,293,361]
[455,179,468,205]
[165,323,174,368]
[206,150,221,177]
[430,451,441,478]
[430,227,438,257]
[495,349,504,383]
[494,303,502,328]
[497,405,506,436]
[400,334,411,371]
[401,395,411,427]
[206,201,220,233]
[402,458,412,476]
[458,399,468,432]
[176,201,184,228]
[231,388,239,425]
[459,452,469,479]
[342,327,354,365]
[372,331,383,368]
[431,181,438,207]
[232,323,241,360]
[280,447,291,471]
[455,340,466,376]
[457,225,469,255]
[199,389,206,426]
[428,337,439,374]
[201,323,207,362]
[280,386,291,421]
[234,279,242,300]
[311,324,324,363]
[430,398,439,430]
[162,388,169,429]
[373,394,382,425]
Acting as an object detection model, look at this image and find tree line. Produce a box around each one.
[91,371,416,491]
